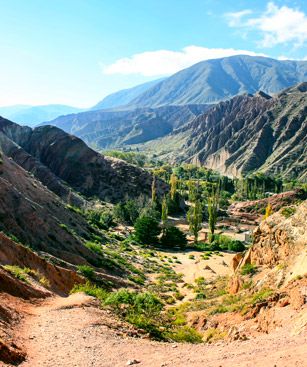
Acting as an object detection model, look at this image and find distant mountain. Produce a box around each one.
[42,104,209,149]
[0,117,168,203]
[129,55,307,107]
[92,79,163,110]
[0,104,83,126]
[145,83,307,181]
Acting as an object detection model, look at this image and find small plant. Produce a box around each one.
[3,265,31,282]
[77,265,95,279]
[85,241,103,255]
[281,206,296,218]
[71,282,109,301]
[188,254,195,260]
[240,263,257,275]
[204,328,226,343]
[167,326,203,343]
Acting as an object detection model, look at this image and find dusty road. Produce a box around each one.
[16,293,307,367]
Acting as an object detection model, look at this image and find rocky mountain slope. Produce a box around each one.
[0,104,83,127]
[144,83,306,181]
[92,78,163,110]
[42,104,209,149]
[0,117,167,202]
[129,55,307,107]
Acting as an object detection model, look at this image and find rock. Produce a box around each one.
[126,359,140,365]
[231,253,243,272]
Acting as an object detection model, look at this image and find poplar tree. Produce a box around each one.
[187,200,202,244]
[161,196,168,233]
[151,175,157,203]
[170,173,178,200]
[208,186,219,243]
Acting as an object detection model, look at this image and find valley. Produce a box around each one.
[0,53,306,367]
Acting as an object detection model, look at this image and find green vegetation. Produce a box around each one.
[281,206,296,218]
[241,263,257,275]
[134,215,160,245]
[3,265,31,282]
[102,150,147,167]
[207,187,219,242]
[77,265,95,279]
[187,200,202,244]
[160,226,187,248]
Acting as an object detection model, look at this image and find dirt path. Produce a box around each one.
[16,293,307,367]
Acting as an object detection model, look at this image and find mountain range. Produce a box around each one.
[0,104,83,127]
[42,104,209,149]
[140,83,307,181]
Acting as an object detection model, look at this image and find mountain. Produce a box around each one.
[128,55,307,107]
[42,104,210,149]
[0,104,83,126]
[141,83,307,181]
[0,117,168,203]
[92,79,163,110]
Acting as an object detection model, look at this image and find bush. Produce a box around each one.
[85,241,103,255]
[134,215,161,244]
[240,263,257,275]
[71,282,109,301]
[86,209,114,229]
[3,265,31,282]
[160,226,187,248]
[167,326,203,343]
[228,240,245,252]
[77,265,95,279]
[281,206,296,218]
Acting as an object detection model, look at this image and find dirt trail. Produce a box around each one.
[15,293,307,367]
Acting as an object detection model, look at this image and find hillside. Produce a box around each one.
[0,104,83,126]
[92,79,163,110]
[140,83,307,181]
[42,104,209,149]
[0,117,168,202]
[129,55,307,107]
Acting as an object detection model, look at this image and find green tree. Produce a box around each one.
[151,175,157,203]
[161,196,168,234]
[187,200,202,244]
[160,226,187,248]
[134,216,161,244]
[170,173,178,200]
[208,188,219,243]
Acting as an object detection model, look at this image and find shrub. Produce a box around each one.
[85,241,103,255]
[71,282,109,301]
[77,265,95,279]
[134,215,161,244]
[86,209,114,229]
[168,326,203,343]
[228,240,245,252]
[160,226,187,248]
[3,265,31,282]
[240,263,257,275]
[281,206,296,218]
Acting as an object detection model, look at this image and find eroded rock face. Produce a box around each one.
[249,201,307,269]
[163,83,307,181]
[0,117,168,203]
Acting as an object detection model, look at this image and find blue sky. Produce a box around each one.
[0,0,306,107]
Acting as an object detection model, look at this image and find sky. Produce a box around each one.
[0,0,306,107]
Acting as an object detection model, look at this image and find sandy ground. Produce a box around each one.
[156,249,234,301]
[15,293,307,367]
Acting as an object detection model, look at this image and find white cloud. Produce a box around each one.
[225,9,252,27]
[102,46,266,76]
[226,2,307,48]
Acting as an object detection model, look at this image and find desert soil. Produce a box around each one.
[13,292,307,367]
